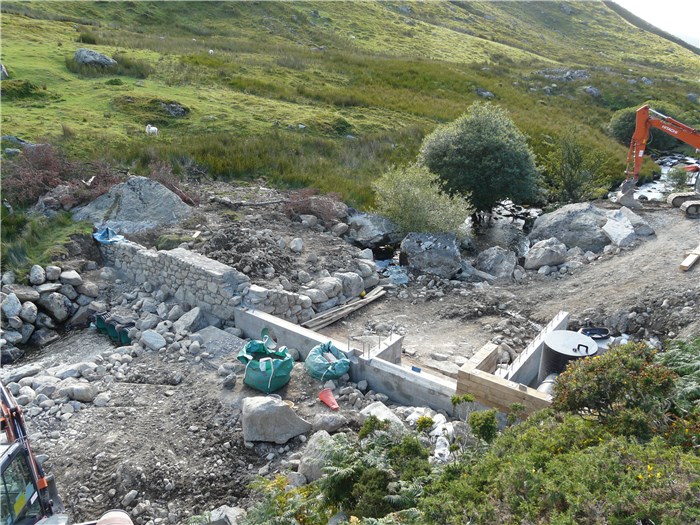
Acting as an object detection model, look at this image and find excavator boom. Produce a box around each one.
[619,105,700,216]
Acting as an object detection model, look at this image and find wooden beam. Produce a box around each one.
[302,287,386,330]
[680,243,700,271]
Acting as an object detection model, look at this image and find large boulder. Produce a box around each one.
[529,203,608,252]
[0,63,8,80]
[74,48,117,68]
[72,176,192,233]
[399,233,462,279]
[141,330,166,351]
[29,265,46,285]
[209,506,246,525]
[524,238,568,270]
[345,213,401,249]
[298,430,333,482]
[242,397,311,444]
[474,246,517,280]
[37,292,73,322]
[333,272,364,298]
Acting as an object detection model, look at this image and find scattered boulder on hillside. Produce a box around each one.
[687,93,699,104]
[159,101,189,117]
[524,237,568,270]
[74,48,117,68]
[72,176,192,233]
[0,63,9,80]
[474,246,517,280]
[529,203,608,252]
[476,88,495,99]
[399,233,462,279]
[535,68,590,82]
[298,430,334,483]
[344,213,401,249]
[584,86,601,98]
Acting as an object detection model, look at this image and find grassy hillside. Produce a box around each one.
[1,1,699,207]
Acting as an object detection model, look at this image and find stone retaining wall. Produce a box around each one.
[100,241,378,325]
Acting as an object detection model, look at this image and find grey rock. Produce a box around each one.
[137,313,160,331]
[1,272,16,285]
[400,233,462,279]
[331,222,349,236]
[474,246,517,280]
[59,284,78,301]
[333,271,364,298]
[345,213,401,249]
[2,330,23,344]
[618,207,654,236]
[159,101,189,117]
[121,489,138,507]
[34,283,62,294]
[529,202,608,252]
[173,307,207,334]
[35,313,56,329]
[167,304,184,321]
[69,384,97,403]
[209,505,246,525]
[476,87,495,99]
[29,265,46,285]
[299,214,318,227]
[302,288,328,304]
[1,293,22,318]
[59,270,83,286]
[289,238,304,253]
[29,328,59,347]
[45,266,61,281]
[72,176,192,233]
[584,85,601,97]
[20,323,35,344]
[314,277,343,298]
[242,397,311,444]
[0,63,8,80]
[457,261,496,283]
[141,330,166,351]
[2,285,39,303]
[602,213,636,247]
[74,48,117,67]
[298,430,333,482]
[524,237,567,270]
[66,305,93,329]
[687,93,699,104]
[37,292,73,322]
[76,281,99,298]
[1,363,41,383]
[93,392,111,407]
[311,413,348,433]
[359,401,405,430]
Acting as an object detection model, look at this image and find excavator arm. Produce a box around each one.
[625,105,700,181]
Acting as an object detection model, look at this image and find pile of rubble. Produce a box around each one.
[1,265,102,363]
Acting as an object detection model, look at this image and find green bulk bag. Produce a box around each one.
[304,341,350,381]
[237,338,294,394]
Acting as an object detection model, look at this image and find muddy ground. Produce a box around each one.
[4,182,700,523]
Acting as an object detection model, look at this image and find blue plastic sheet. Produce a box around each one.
[93,227,124,244]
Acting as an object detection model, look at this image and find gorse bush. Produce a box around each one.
[372,164,473,236]
[419,102,539,212]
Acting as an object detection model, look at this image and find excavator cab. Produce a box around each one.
[0,441,49,525]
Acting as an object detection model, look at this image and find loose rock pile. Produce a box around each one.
[1,265,101,363]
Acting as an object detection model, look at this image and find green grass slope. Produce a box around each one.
[1,1,699,207]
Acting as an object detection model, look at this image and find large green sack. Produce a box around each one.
[304,341,350,380]
[237,339,294,393]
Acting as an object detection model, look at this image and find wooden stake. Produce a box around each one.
[679,243,700,271]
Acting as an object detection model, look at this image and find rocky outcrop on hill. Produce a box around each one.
[72,176,192,233]
[529,202,608,252]
[73,48,117,67]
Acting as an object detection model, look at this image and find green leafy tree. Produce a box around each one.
[418,102,539,213]
[372,164,473,235]
[541,132,608,202]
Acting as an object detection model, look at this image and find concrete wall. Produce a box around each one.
[352,355,457,414]
[505,311,569,386]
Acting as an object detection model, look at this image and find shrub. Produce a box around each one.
[552,343,677,441]
[1,145,68,207]
[468,409,498,443]
[540,132,609,202]
[1,79,44,100]
[358,415,390,440]
[76,31,98,44]
[666,167,692,192]
[418,102,539,212]
[373,164,473,235]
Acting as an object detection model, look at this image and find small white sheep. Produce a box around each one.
[146,124,158,137]
[209,49,214,56]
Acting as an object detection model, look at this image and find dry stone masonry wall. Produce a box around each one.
[100,240,377,325]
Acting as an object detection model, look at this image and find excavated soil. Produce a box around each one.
[6,181,700,523]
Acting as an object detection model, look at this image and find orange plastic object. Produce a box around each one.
[319,388,339,410]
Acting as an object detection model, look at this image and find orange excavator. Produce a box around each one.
[618,104,700,217]
[1,383,133,525]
